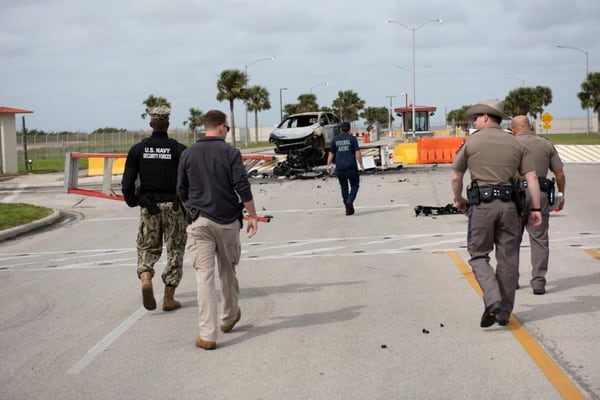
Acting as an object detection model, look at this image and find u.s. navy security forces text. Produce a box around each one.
[143,147,172,159]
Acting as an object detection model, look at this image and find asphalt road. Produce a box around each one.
[1,164,599,400]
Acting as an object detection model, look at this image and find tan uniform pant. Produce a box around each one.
[521,193,550,290]
[467,200,521,319]
[186,216,241,342]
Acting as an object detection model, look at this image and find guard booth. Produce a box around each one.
[393,105,437,141]
[0,106,33,173]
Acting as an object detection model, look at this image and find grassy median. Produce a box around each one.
[0,203,54,231]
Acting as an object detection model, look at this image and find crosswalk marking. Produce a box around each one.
[555,145,600,163]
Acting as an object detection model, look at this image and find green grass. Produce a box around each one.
[540,133,600,145]
[0,203,53,231]
[18,158,88,173]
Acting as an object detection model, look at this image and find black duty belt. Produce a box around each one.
[467,185,513,205]
[522,177,553,192]
[478,186,513,202]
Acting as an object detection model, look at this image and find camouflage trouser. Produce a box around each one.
[136,202,187,287]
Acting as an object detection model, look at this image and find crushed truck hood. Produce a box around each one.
[270,124,318,140]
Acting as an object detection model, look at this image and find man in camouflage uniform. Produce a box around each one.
[451,99,542,328]
[512,115,566,295]
[122,105,187,311]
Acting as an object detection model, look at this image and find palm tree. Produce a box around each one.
[282,94,319,117]
[183,108,205,142]
[577,72,600,135]
[216,69,248,147]
[362,107,391,126]
[297,93,320,113]
[504,86,552,119]
[141,95,171,120]
[332,90,365,122]
[246,85,271,144]
[446,105,472,133]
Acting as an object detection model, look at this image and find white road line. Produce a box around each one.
[66,306,148,374]
[1,183,27,203]
[555,145,600,163]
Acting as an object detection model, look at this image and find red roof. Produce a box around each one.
[0,107,33,114]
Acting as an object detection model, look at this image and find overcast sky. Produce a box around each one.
[1,0,599,132]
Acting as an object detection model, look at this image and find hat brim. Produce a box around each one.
[464,104,508,120]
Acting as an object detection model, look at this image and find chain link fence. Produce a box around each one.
[16,129,194,161]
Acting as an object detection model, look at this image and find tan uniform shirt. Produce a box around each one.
[514,130,563,178]
[452,124,535,185]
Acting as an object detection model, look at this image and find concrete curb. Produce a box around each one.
[0,209,62,242]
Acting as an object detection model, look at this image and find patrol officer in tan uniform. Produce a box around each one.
[451,100,542,327]
[511,115,566,295]
[122,105,188,311]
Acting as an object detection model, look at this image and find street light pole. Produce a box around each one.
[279,87,288,121]
[244,57,275,146]
[310,82,329,93]
[386,19,442,138]
[505,76,525,86]
[399,92,408,140]
[556,45,591,135]
[386,95,396,137]
[385,96,396,137]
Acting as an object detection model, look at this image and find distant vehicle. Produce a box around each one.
[269,111,341,174]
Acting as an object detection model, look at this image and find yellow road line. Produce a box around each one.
[584,248,600,261]
[446,251,586,400]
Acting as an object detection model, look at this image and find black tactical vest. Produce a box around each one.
[138,137,182,194]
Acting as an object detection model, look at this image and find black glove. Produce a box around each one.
[125,196,138,208]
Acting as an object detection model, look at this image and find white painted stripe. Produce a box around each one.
[1,183,27,203]
[555,145,600,163]
[66,306,148,374]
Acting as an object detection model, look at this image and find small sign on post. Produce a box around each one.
[541,112,553,131]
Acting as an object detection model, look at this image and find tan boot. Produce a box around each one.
[140,272,156,310]
[162,286,181,311]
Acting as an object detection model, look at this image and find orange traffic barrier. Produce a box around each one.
[416,137,464,164]
[363,132,370,144]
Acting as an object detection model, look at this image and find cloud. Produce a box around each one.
[1,0,599,132]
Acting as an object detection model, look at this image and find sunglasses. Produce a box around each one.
[223,124,230,132]
[472,114,484,122]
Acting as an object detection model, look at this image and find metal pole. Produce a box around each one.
[386,95,396,137]
[22,116,29,172]
[556,45,591,134]
[411,28,416,137]
[386,19,442,138]
[585,51,591,135]
[279,88,288,121]
[310,82,329,93]
[244,65,248,147]
[505,76,525,86]
[244,57,274,147]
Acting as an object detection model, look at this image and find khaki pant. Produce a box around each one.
[186,216,241,342]
[467,200,520,320]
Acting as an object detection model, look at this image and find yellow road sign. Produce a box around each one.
[543,123,551,130]
[541,112,553,123]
